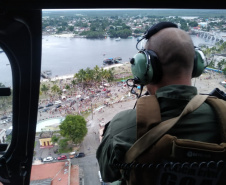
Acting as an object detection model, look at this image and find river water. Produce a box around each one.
[0,34,221,87]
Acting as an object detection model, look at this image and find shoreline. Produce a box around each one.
[41,63,129,82]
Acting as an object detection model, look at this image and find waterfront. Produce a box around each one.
[0,33,223,87]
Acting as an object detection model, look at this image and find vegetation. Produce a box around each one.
[51,135,60,144]
[58,138,70,153]
[51,84,62,95]
[223,68,226,75]
[40,84,49,95]
[80,30,105,38]
[59,115,88,144]
[217,59,226,70]
[74,65,114,86]
[43,9,226,38]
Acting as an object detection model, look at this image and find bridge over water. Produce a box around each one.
[190,29,226,43]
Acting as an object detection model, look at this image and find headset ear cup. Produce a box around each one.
[146,50,162,83]
[130,52,154,85]
[192,49,206,78]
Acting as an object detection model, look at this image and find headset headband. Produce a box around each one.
[137,22,178,50]
[143,22,178,39]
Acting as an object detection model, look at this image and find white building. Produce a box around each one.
[199,22,208,27]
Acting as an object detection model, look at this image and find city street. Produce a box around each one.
[33,97,136,184]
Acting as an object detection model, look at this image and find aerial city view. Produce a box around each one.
[0,9,226,185]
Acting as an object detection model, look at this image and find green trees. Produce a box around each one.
[80,31,105,38]
[180,19,189,31]
[108,28,132,38]
[59,115,87,144]
[40,84,49,95]
[51,84,61,95]
[74,69,86,83]
[74,66,115,86]
[68,26,74,32]
[223,68,226,76]
[51,135,59,144]
[217,59,226,70]
[189,21,198,27]
[65,84,70,91]
[59,138,69,152]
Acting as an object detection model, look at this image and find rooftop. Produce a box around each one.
[30,160,79,185]
[39,132,53,138]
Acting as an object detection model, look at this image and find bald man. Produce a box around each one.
[96,25,220,183]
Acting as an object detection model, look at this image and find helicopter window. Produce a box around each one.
[0,46,13,154]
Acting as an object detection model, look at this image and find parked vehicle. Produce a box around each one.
[38,106,44,109]
[55,104,61,109]
[54,100,62,105]
[69,151,76,155]
[66,98,74,102]
[0,120,6,124]
[69,155,74,159]
[1,116,8,120]
[42,108,50,112]
[57,155,67,160]
[46,103,53,107]
[75,153,85,158]
[43,156,53,162]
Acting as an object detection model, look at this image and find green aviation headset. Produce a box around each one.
[130,22,207,86]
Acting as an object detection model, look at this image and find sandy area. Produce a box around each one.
[54,33,75,38]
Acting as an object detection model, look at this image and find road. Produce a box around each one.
[71,154,101,185]
[74,99,136,185]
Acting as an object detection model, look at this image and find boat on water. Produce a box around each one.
[115,37,121,41]
[41,70,52,79]
[103,57,122,65]
[103,58,114,65]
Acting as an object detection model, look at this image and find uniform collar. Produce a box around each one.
[156,85,197,101]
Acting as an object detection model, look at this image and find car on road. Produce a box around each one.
[55,104,61,108]
[57,155,67,160]
[46,103,53,107]
[66,98,75,102]
[43,156,53,162]
[70,151,76,155]
[42,107,50,112]
[75,153,85,158]
[38,106,44,109]
[1,116,8,120]
[0,120,7,124]
[54,100,62,105]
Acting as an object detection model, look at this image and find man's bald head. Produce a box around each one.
[145,27,195,84]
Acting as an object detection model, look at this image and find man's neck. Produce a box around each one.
[147,79,192,95]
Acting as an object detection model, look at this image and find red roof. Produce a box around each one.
[30,161,79,185]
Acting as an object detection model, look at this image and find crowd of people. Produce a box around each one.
[37,78,136,121]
